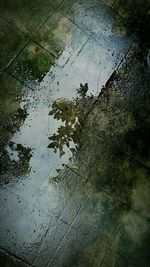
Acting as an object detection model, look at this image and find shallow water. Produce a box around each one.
[0,0,149,266]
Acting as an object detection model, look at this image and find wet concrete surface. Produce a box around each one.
[0,0,150,266]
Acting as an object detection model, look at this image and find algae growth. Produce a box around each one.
[9,42,55,83]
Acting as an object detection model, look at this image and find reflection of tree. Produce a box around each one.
[0,105,30,175]
[48,83,93,156]
[0,142,32,179]
[0,78,32,181]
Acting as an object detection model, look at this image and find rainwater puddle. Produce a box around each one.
[0,0,135,263]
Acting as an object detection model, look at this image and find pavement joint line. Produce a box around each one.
[5,69,35,91]
[0,184,55,220]
[5,38,58,88]
[34,196,91,265]
[96,184,130,208]
[33,186,92,265]
[0,13,52,52]
[79,44,135,127]
[61,33,91,68]
[81,79,150,175]
[122,152,150,172]
[66,143,150,222]
[31,221,57,264]
[0,4,59,77]
[86,3,104,11]
[0,38,31,77]
[0,5,54,38]
[0,15,28,38]
[0,172,89,266]
[65,150,130,207]
[79,47,134,126]
[62,0,132,47]
[73,34,92,61]
[80,97,99,126]
[115,43,135,72]
[107,224,122,252]
[60,218,71,226]
[33,40,59,60]
[101,43,134,90]
[5,35,64,86]
[64,164,88,181]
[101,0,114,9]
[0,187,74,266]
[62,12,92,38]
[32,215,70,265]
[100,224,122,267]
[100,223,139,264]
[46,190,92,267]
[32,7,55,36]
[63,162,132,216]
[50,0,65,10]
[0,246,33,266]
[85,130,150,222]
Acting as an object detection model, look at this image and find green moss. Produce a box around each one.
[24,44,54,80]
[10,42,55,82]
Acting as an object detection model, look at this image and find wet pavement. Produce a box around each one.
[0,0,150,266]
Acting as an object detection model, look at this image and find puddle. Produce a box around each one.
[2,1,150,266]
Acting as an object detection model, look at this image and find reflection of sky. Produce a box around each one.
[0,186,66,261]
[6,18,132,198]
[2,0,133,255]
[6,84,73,201]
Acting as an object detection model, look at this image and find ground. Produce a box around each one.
[0,0,150,266]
